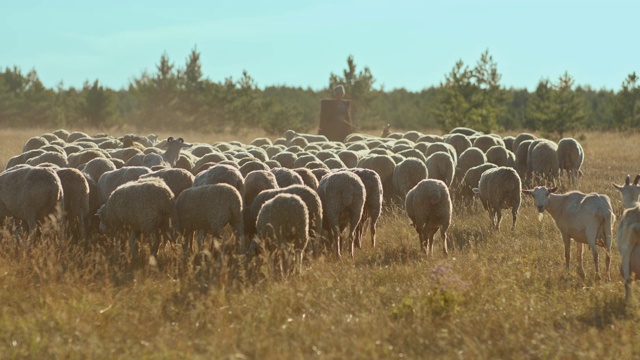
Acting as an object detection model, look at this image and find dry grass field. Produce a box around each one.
[0,126,638,359]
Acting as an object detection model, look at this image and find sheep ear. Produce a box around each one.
[613,183,624,191]
[472,188,480,195]
[167,137,174,142]
[549,187,558,193]
[522,189,532,195]
[178,138,184,143]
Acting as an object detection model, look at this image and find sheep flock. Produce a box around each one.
[1,127,639,300]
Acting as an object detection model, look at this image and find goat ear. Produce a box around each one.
[522,189,532,195]
[549,187,558,193]
[167,136,174,142]
[178,137,184,143]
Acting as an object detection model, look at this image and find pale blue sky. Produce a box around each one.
[1,1,637,91]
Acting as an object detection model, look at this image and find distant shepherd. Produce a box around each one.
[318,85,353,142]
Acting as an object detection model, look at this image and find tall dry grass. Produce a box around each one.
[0,128,639,359]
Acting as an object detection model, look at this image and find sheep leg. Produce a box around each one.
[511,206,518,232]
[182,231,193,254]
[150,231,161,258]
[495,209,503,231]
[441,226,448,256]
[197,230,205,251]
[576,243,586,279]
[333,225,341,257]
[354,219,364,249]
[370,218,377,248]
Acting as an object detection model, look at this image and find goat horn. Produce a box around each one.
[634,174,640,185]
[626,174,631,185]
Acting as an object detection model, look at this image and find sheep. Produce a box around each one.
[512,132,537,153]
[444,133,472,158]
[514,139,534,182]
[0,166,64,239]
[140,168,195,198]
[53,129,71,141]
[244,170,279,208]
[502,136,515,153]
[405,179,452,255]
[317,171,365,258]
[473,135,504,153]
[284,130,328,144]
[293,167,320,190]
[557,138,584,188]
[5,149,46,169]
[193,164,245,197]
[358,154,396,202]
[97,178,175,263]
[393,158,428,202]
[527,139,559,187]
[611,174,640,300]
[54,167,90,239]
[522,186,614,280]
[472,167,522,231]
[426,151,455,187]
[270,167,304,188]
[458,163,498,206]
[239,160,269,178]
[349,168,383,249]
[455,147,486,186]
[485,145,511,167]
[612,174,640,210]
[449,127,480,137]
[174,183,245,254]
[617,205,640,301]
[98,166,152,205]
[246,185,323,248]
[81,157,117,182]
[425,142,457,164]
[271,151,297,169]
[67,149,109,169]
[256,193,309,273]
[22,136,49,152]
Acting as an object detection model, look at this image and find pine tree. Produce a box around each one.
[612,72,640,130]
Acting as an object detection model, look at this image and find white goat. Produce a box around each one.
[612,174,640,301]
[522,186,614,280]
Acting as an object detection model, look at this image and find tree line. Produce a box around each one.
[1,48,638,138]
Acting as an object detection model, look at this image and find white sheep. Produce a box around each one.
[174,183,245,254]
[81,157,117,183]
[526,139,559,187]
[246,185,323,248]
[426,151,455,188]
[405,179,452,255]
[522,186,614,280]
[349,168,383,249]
[98,166,152,205]
[256,193,309,273]
[393,157,428,202]
[472,166,521,231]
[617,205,640,301]
[317,171,366,258]
[612,174,640,300]
[55,167,90,239]
[557,138,584,188]
[97,177,175,263]
[0,166,64,239]
[142,137,192,168]
[458,163,498,206]
[270,167,304,188]
[193,164,245,197]
[243,170,279,208]
[140,168,195,198]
